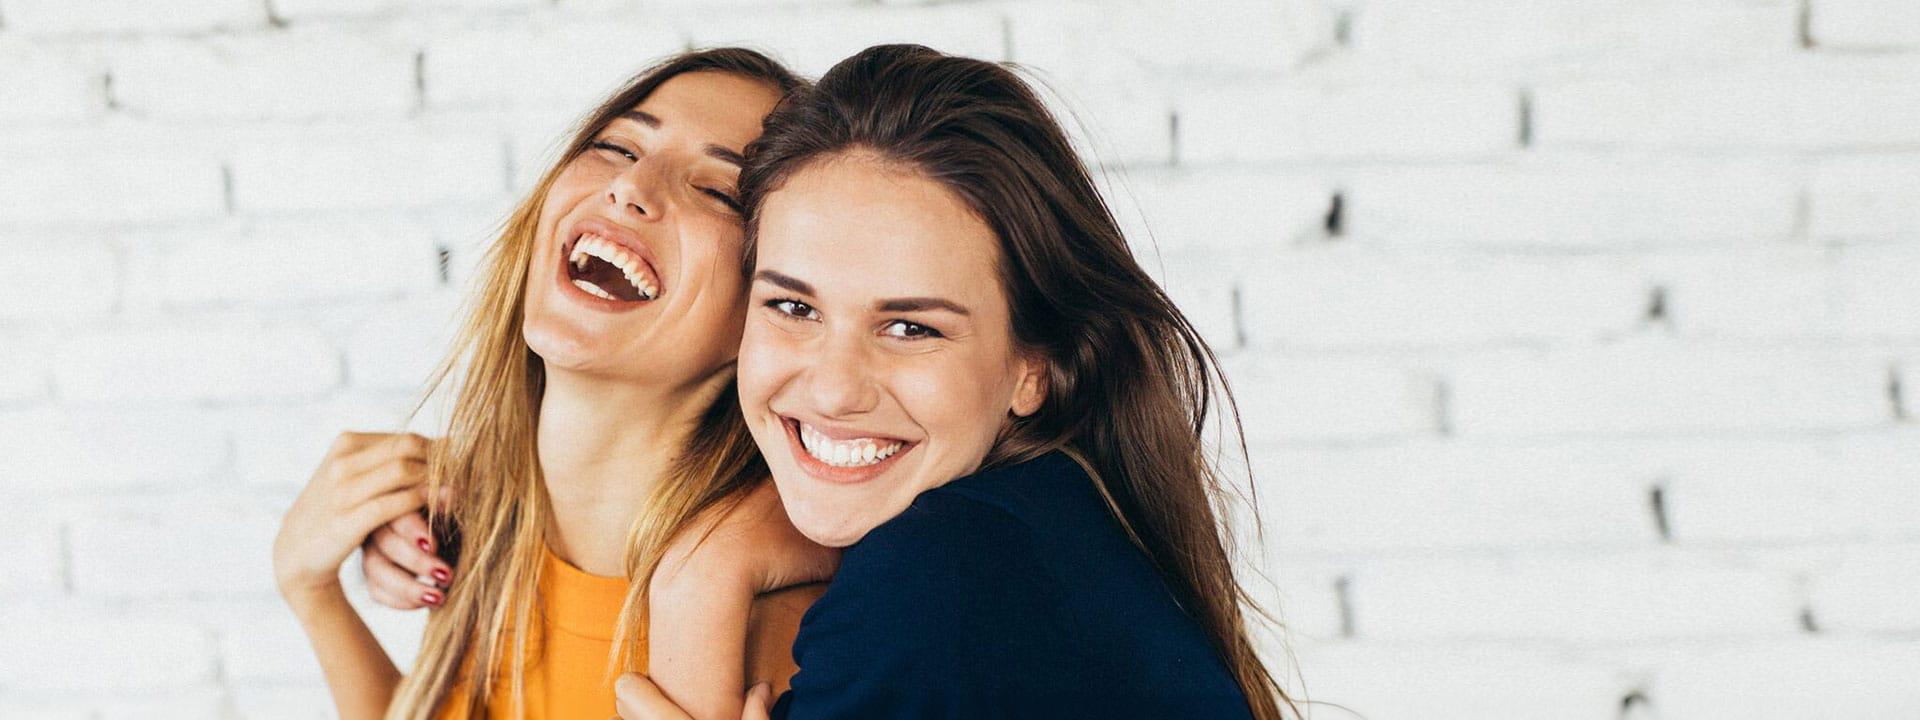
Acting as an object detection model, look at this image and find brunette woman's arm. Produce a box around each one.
[273,432,436,720]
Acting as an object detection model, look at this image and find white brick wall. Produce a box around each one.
[2,1,1916,718]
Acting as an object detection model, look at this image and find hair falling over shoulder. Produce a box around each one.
[384,48,800,720]
[740,44,1301,720]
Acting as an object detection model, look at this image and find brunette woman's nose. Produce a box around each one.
[806,336,879,418]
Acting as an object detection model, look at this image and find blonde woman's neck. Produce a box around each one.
[535,366,732,575]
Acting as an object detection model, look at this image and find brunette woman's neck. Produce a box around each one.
[534,366,731,576]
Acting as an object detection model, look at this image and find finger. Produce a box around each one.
[362,545,434,609]
[743,682,773,720]
[331,433,432,485]
[370,520,450,586]
[348,486,430,542]
[345,455,430,503]
[614,673,694,720]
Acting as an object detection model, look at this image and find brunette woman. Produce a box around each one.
[619,44,1298,720]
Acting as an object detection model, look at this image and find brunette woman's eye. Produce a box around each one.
[700,187,744,213]
[882,320,942,339]
[592,140,636,161]
[768,299,819,321]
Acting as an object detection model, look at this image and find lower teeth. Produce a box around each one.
[572,278,618,301]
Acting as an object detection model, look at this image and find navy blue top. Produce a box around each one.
[770,451,1256,719]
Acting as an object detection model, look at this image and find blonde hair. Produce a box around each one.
[384,48,802,720]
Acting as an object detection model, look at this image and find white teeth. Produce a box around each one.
[797,422,903,468]
[572,278,617,301]
[569,233,659,300]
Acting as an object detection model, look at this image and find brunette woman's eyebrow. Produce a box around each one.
[876,297,971,316]
[754,270,815,296]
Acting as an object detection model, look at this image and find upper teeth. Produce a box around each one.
[570,233,659,300]
[799,423,903,468]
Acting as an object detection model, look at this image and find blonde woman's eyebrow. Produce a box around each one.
[618,111,744,169]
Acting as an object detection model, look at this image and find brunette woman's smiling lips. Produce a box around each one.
[555,217,666,312]
[780,415,916,485]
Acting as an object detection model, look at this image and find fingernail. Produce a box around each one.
[431,568,451,585]
[417,538,431,553]
[422,590,442,606]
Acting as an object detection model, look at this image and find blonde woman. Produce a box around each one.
[272,48,833,720]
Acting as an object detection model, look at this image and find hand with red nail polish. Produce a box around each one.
[359,481,457,610]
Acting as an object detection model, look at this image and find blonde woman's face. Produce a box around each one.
[523,71,782,385]
[738,154,1048,547]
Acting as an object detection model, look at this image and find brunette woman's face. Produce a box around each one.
[523,71,782,385]
[739,153,1048,547]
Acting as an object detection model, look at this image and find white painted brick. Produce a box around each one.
[1810,544,1920,632]
[1,0,267,35]
[1240,248,1649,349]
[1836,245,1920,338]
[1344,160,1801,248]
[217,605,324,682]
[1348,0,1799,72]
[0,606,216,691]
[1222,354,1437,444]
[69,509,280,599]
[1449,342,1895,437]
[275,0,538,20]
[229,686,334,720]
[1254,442,1652,554]
[1351,554,1799,640]
[422,21,683,109]
[0,241,120,320]
[1250,564,1344,642]
[1810,0,1920,49]
[226,393,434,488]
[1639,640,1920,718]
[1660,432,1920,543]
[1007,0,1336,164]
[110,34,416,120]
[1290,641,1623,720]
[0,340,52,405]
[1649,248,1837,339]
[0,152,226,226]
[1906,363,1919,420]
[0,512,63,597]
[1140,252,1240,351]
[0,43,106,121]
[345,292,462,392]
[0,408,227,489]
[161,217,442,309]
[684,6,1007,78]
[53,326,340,403]
[91,690,228,720]
[230,130,507,213]
[1011,0,1334,74]
[1114,168,1333,252]
[0,702,92,720]
[1809,154,1920,240]
[1179,81,1518,162]
[1535,57,1920,150]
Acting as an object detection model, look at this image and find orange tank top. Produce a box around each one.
[432,546,640,719]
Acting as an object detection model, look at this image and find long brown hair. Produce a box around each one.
[386,48,801,720]
[739,44,1297,720]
